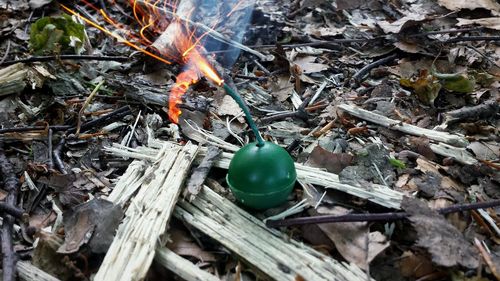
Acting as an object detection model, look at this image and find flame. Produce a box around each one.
[61,0,232,123]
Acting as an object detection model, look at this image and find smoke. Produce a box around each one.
[194,0,255,67]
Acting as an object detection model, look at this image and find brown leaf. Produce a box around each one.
[58,198,123,254]
[437,0,500,15]
[305,145,354,174]
[401,197,479,268]
[313,207,389,270]
[398,251,435,278]
[167,228,216,262]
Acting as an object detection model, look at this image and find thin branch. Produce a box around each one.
[445,36,500,43]
[0,55,129,67]
[0,202,26,221]
[53,137,67,174]
[266,199,500,227]
[76,80,105,135]
[351,53,398,85]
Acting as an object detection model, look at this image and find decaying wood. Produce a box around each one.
[0,63,27,96]
[155,247,220,281]
[339,104,469,147]
[443,100,499,125]
[106,139,403,209]
[184,145,221,201]
[175,185,371,281]
[95,142,199,281]
[17,261,61,281]
[429,142,478,165]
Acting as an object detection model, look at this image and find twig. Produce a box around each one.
[351,53,398,85]
[338,103,469,147]
[0,142,20,281]
[184,146,221,201]
[53,137,67,174]
[0,125,70,134]
[0,55,129,67]
[0,202,26,221]
[266,199,500,227]
[0,40,11,65]
[48,129,54,170]
[475,238,500,281]
[76,80,105,135]
[445,36,500,43]
[260,97,311,123]
[66,105,131,134]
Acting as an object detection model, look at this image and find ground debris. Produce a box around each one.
[402,197,479,268]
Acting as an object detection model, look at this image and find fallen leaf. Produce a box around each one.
[467,141,500,161]
[58,198,123,254]
[313,206,390,270]
[437,0,500,16]
[402,197,479,268]
[378,14,427,34]
[434,71,476,93]
[400,69,441,105]
[292,56,329,74]
[306,146,354,174]
[457,17,500,30]
[167,228,216,262]
[398,251,435,278]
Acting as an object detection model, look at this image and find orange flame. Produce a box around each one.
[61,0,232,123]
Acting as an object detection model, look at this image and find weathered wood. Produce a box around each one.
[175,186,371,281]
[95,143,199,281]
[106,140,404,209]
[0,63,27,96]
[155,247,220,281]
[338,104,469,147]
[17,261,60,281]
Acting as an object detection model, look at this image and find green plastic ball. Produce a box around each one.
[226,141,297,209]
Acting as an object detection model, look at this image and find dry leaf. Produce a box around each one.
[314,206,390,270]
[292,56,329,74]
[305,145,354,174]
[437,0,500,15]
[402,197,479,268]
[457,17,500,30]
[398,251,434,278]
[378,14,427,34]
[167,228,216,262]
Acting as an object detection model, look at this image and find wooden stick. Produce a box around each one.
[338,104,469,147]
[175,186,371,281]
[106,141,404,209]
[95,143,198,281]
[17,261,60,281]
[155,247,220,281]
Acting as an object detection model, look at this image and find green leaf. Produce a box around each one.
[388,157,406,169]
[30,15,86,55]
[433,71,476,93]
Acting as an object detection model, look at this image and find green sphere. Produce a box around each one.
[226,141,297,209]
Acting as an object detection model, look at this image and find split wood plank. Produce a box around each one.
[95,143,198,281]
[174,185,372,281]
[338,103,469,147]
[17,261,60,281]
[155,247,221,281]
[106,141,404,209]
